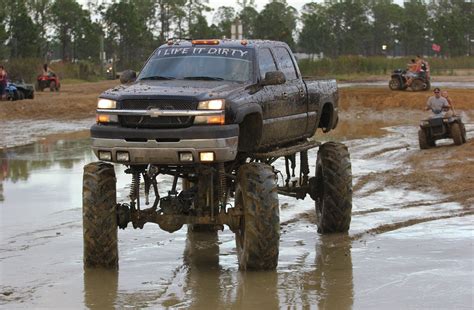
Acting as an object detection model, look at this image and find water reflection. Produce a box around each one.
[81,231,354,308]
[182,229,221,309]
[278,233,353,308]
[313,234,354,310]
[83,268,118,310]
[0,137,93,203]
[0,138,91,183]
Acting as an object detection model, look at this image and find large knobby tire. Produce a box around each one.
[50,81,56,92]
[424,80,431,91]
[461,123,467,143]
[418,129,431,149]
[83,162,118,269]
[451,122,463,145]
[235,163,280,270]
[411,79,424,91]
[388,78,400,90]
[314,142,352,233]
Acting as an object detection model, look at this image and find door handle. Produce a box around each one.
[282,92,288,99]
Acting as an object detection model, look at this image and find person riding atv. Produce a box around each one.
[418,88,467,149]
[37,64,60,92]
[389,56,430,91]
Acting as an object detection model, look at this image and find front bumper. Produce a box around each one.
[91,124,239,164]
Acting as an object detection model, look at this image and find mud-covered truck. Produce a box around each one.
[83,39,352,270]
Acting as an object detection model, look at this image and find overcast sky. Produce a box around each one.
[207,0,405,22]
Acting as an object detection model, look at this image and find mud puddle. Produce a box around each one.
[0,123,473,308]
[0,118,94,148]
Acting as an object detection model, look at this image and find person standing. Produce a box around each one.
[0,65,7,101]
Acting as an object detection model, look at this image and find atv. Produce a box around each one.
[11,80,35,99]
[389,69,430,92]
[418,115,467,149]
[36,73,60,92]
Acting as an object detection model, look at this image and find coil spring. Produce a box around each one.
[129,172,141,202]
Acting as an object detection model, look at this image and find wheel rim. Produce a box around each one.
[389,79,399,89]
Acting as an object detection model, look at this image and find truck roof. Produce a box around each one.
[159,39,290,50]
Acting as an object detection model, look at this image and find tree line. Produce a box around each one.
[0,0,472,71]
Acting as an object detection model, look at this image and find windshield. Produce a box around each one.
[138,46,254,83]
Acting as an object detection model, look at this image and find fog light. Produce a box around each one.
[179,152,193,162]
[98,151,112,161]
[96,114,118,124]
[116,151,130,162]
[199,152,215,162]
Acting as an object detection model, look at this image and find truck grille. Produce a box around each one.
[119,99,197,128]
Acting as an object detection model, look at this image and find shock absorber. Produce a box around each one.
[300,151,309,186]
[218,163,226,206]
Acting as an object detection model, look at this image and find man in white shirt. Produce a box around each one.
[425,87,451,118]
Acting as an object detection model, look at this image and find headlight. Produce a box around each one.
[198,99,225,110]
[97,98,116,109]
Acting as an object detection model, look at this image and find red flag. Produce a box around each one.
[432,44,441,52]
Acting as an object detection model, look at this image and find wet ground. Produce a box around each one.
[1,120,473,309]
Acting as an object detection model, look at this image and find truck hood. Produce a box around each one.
[101,80,247,101]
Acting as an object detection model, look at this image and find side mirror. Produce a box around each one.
[261,71,286,86]
[120,70,137,84]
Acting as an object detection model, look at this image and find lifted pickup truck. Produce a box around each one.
[83,39,352,270]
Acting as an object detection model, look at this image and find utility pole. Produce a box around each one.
[231,18,243,40]
[99,35,105,77]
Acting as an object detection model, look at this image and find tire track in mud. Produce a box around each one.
[0,220,81,258]
[349,211,474,241]
[281,123,473,243]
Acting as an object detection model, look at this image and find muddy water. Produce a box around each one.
[1,124,473,309]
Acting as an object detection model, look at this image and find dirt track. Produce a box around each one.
[1,78,473,121]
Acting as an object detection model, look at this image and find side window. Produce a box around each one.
[274,47,298,81]
[258,48,277,80]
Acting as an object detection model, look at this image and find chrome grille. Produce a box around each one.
[120,99,197,128]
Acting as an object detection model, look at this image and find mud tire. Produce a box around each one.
[50,81,56,92]
[451,122,463,145]
[313,142,352,233]
[17,90,25,100]
[83,162,118,269]
[461,123,467,143]
[389,78,400,90]
[235,163,279,270]
[418,129,431,149]
[424,80,431,91]
[411,79,424,91]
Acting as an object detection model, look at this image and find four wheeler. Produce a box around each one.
[5,81,35,100]
[418,115,467,149]
[389,69,430,91]
[36,73,60,92]
[12,80,35,99]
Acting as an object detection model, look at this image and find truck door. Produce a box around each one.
[255,47,291,146]
[272,46,308,140]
